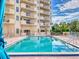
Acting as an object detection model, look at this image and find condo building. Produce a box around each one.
[3,0,51,37]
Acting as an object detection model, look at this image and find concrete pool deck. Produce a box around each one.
[4,36,26,47]
[10,56,79,59]
[53,35,79,48]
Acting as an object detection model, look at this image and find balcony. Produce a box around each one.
[6,0,14,6]
[4,18,15,24]
[40,4,50,10]
[21,12,36,19]
[39,22,50,27]
[21,0,36,5]
[40,16,50,21]
[20,20,36,26]
[40,0,50,4]
[21,3,36,12]
[40,11,50,16]
[5,8,14,15]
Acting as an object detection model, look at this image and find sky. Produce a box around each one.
[52,0,79,24]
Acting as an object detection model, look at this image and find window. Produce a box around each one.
[26,20,30,24]
[26,4,30,8]
[6,20,10,22]
[24,19,26,21]
[24,30,30,33]
[16,7,19,12]
[16,16,19,21]
[23,19,31,24]
[16,29,19,34]
[28,0,31,1]
[26,12,30,16]
[41,30,45,32]
[20,17,22,20]
[16,0,19,3]
[24,30,30,35]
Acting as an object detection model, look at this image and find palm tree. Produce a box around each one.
[70,20,79,32]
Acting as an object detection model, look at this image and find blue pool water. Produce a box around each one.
[6,36,79,52]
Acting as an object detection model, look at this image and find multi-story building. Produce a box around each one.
[3,0,51,37]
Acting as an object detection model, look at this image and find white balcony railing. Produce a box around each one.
[40,11,50,15]
[6,0,14,5]
[40,4,50,9]
[21,12,36,18]
[4,19,14,24]
[20,20,35,26]
[21,3,36,11]
[40,0,50,4]
[21,0,36,5]
[5,9,14,15]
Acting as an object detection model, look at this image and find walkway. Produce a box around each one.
[4,36,26,47]
[53,35,79,47]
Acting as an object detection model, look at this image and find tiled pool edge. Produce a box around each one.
[8,52,79,56]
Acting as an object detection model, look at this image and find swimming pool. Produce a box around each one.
[6,36,79,52]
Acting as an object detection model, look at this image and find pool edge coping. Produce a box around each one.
[8,52,79,56]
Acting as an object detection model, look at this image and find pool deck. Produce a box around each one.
[4,36,26,47]
[53,35,79,48]
[10,56,79,59]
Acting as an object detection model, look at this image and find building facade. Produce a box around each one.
[3,0,51,37]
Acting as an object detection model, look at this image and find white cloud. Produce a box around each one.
[52,16,67,24]
[52,12,79,24]
[52,0,79,24]
[66,12,79,18]
[60,0,79,11]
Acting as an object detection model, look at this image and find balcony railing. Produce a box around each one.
[21,0,36,5]
[40,0,50,4]
[4,18,14,24]
[21,3,36,12]
[40,11,50,16]
[20,20,35,26]
[21,12,36,19]
[39,22,50,27]
[5,9,14,15]
[6,0,14,6]
[40,4,50,10]
[40,17,50,20]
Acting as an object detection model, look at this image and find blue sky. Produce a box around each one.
[52,0,79,24]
